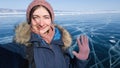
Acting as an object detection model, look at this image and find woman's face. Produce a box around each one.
[31,6,51,35]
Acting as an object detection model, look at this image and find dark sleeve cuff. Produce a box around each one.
[75,58,89,68]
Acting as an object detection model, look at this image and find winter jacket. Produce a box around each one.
[0,22,88,68]
[0,43,27,68]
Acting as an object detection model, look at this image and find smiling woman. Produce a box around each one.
[1,0,120,67]
[0,0,90,68]
[30,6,54,44]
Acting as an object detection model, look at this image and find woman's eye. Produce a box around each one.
[44,16,50,19]
[32,15,39,19]
[32,16,37,19]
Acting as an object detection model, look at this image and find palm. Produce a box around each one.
[72,35,90,60]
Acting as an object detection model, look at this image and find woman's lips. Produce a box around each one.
[36,25,46,30]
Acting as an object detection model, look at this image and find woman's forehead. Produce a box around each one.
[33,6,50,16]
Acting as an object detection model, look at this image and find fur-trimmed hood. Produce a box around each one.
[13,22,72,50]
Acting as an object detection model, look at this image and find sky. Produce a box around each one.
[0,0,120,11]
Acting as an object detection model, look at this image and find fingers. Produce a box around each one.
[72,51,79,58]
[81,35,84,46]
[82,35,88,46]
[31,26,39,34]
[77,35,89,50]
[79,35,88,46]
[74,35,90,60]
[80,35,90,53]
[77,37,82,49]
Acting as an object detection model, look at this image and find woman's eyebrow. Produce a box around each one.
[44,15,50,17]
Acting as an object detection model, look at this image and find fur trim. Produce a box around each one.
[13,22,31,46]
[13,22,72,49]
[55,24,72,50]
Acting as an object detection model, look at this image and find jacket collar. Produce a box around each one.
[13,22,72,50]
[30,27,64,47]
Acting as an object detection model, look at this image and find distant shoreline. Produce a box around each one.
[0,8,120,15]
[0,11,120,16]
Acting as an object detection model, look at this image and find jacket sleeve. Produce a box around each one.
[64,52,88,68]
[71,57,88,68]
[0,43,28,68]
[66,44,88,68]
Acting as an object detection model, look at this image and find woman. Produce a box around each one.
[13,0,90,68]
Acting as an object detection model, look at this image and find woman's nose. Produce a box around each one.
[36,18,44,26]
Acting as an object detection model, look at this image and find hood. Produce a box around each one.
[13,22,72,50]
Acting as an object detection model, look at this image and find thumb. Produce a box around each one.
[72,51,78,58]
